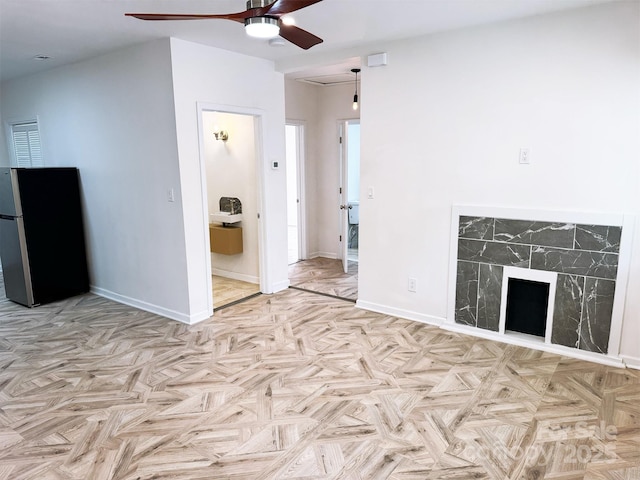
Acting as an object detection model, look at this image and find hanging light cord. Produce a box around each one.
[351,68,360,110]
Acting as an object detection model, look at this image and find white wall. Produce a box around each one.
[0,122,9,166]
[170,38,288,320]
[0,39,192,320]
[203,111,259,282]
[285,80,360,259]
[358,2,640,362]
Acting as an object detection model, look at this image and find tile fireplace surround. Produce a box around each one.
[448,207,632,365]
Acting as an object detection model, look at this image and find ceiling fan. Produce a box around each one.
[125,0,324,50]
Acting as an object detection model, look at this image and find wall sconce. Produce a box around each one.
[213,129,229,141]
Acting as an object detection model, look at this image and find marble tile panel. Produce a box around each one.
[551,274,584,348]
[455,261,479,326]
[579,278,615,354]
[494,219,575,248]
[575,224,622,253]
[458,239,530,267]
[530,247,619,280]
[477,264,503,332]
[459,216,494,240]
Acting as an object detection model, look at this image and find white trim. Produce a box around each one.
[196,102,270,316]
[499,266,558,345]
[338,117,361,274]
[608,214,635,356]
[339,121,347,272]
[91,286,210,325]
[309,251,338,260]
[285,119,307,261]
[443,321,625,368]
[271,279,290,293]
[211,268,259,285]
[356,299,445,327]
[359,295,627,368]
[621,355,640,370]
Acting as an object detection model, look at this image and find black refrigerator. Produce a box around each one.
[0,167,89,307]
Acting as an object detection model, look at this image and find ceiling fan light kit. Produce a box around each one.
[245,16,280,38]
[125,0,324,50]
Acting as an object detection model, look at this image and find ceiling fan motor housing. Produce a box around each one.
[247,0,277,9]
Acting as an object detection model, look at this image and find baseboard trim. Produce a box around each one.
[443,321,626,368]
[90,285,207,325]
[211,268,259,284]
[271,279,290,293]
[308,252,338,260]
[357,298,627,368]
[356,300,445,327]
[621,355,640,370]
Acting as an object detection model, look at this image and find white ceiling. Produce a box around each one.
[0,0,616,84]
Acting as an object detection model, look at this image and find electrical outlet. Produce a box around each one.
[167,188,175,202]
[519,147,531,165]
[408,277,417,293]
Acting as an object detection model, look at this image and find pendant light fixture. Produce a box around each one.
[351,68,360,111]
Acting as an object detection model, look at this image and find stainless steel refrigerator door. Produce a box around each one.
[0,216,34,306]
[0,168,22,216]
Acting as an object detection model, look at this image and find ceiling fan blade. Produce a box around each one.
[125,12,245,22]
[279,24,323,50]
[264,0,323,16]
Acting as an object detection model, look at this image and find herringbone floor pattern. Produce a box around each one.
[0,281,638,479]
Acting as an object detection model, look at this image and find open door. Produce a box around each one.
[339,120,361,274]
[285,123,306,264]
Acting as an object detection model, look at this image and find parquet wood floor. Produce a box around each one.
[0,279,638,479]
[212,276,261,309]
[288,258,358,301]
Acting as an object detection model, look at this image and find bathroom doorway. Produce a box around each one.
[200,109,262,309]
[340,119,360,273]
[285,122,306,265]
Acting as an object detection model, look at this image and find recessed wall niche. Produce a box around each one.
[453,212,625,356]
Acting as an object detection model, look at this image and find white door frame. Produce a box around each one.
[196,102,269,315]
[339,118,360,273]
[285,120,307,261]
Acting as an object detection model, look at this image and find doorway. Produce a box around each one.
[344,120,360,267]
[287,118,359,302]
[285,123,306,265]
[201,109,262,310]
[339,119,361,273]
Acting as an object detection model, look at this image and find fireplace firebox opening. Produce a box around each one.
[505,278,549,338]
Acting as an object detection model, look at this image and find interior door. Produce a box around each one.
[339,122,350,273]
